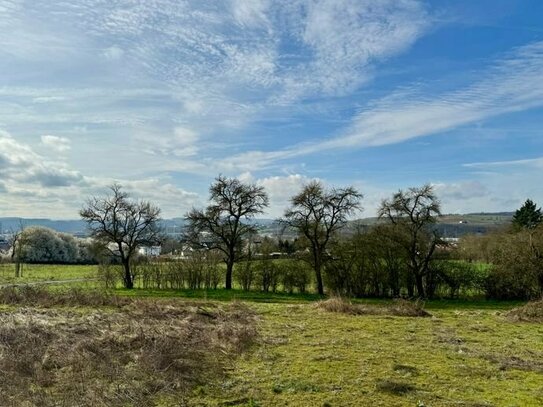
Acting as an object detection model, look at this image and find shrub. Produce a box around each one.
[281,261,312,294]
[236,260,256,291]
[255,259,281,292]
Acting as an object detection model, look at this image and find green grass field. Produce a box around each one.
[0,263,95,284]
[0,263,541,406]
[187,301,542,406]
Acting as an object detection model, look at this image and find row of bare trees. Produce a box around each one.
[80,177,363,294]
[80,176,443,297]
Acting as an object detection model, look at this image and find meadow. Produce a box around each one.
[0,264,541,406]
[0,263,95,285]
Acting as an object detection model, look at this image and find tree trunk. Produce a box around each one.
[225,259,234,290]
[415,273,425,298]
[315,261,324,296]
[406,272,414,297]
[122,259,133,289]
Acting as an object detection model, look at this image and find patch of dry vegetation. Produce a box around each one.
[0,288,257,407]
[506,298,543,322]
[0,285,130,307]
[315,296,431,317]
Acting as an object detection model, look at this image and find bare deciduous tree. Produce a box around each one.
[8,221,25,278]
[378,184,441,298]
[185,175,269,290]
[80,184,162,289]
[283,181,362,295]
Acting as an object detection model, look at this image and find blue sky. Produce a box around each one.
[1,0,543,218]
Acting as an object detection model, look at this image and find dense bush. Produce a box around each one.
[280,260,312,294]
[432,260,488,298]
[325,227,411,298]
[234,258,312,293]
[456,226,543,300]
[484,231,543,300]
[130,251,222,290]
[18,226,95,264]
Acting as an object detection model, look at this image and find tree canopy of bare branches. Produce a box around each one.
[80,184,162,289]
[282,181,362,295]
[378,184,441,298]
[185,175,269,290]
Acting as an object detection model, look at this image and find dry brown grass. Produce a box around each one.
[315,296,431,317]
[506,298,543,322]
[0,285,130,307]
[0,290,257,407]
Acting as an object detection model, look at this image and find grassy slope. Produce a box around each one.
[189,302,543,407]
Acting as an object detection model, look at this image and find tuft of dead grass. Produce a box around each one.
[505,298,543,322]
[314,296,357,314]
[0,295,257,407]
[375,379,416,395]
[315,296,431,317]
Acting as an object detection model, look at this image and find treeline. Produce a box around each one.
[8,176,540,301]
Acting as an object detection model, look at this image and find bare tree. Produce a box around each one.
[283,181,362,295]
[80,184,162,289]
[185,175,269,290]
[378,184,441,298]
[8,221,25,278]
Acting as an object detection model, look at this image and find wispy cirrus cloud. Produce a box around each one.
[0,0,429,126]
[463,156,543,169]
[224,40,543,170]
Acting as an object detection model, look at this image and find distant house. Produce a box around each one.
[0,237,10,253]
[138,246,161,257]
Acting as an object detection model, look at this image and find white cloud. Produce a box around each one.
[174,127,198,147]
[134,127,203,159]
[102,45,124,60]
[255,173,317,217]
[32,96,66,104]
[0,130,203,218]
[40,135,71,152]
[276,0,428,101]
[0,131,82,188]
[433,181,489,201]
[231,0,271,29]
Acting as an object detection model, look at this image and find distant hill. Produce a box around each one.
[0,217,187,237]
[0,218,87,235]
[344,212,513,238]
[0,212,514,239]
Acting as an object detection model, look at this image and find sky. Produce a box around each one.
[1,0,543,219]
